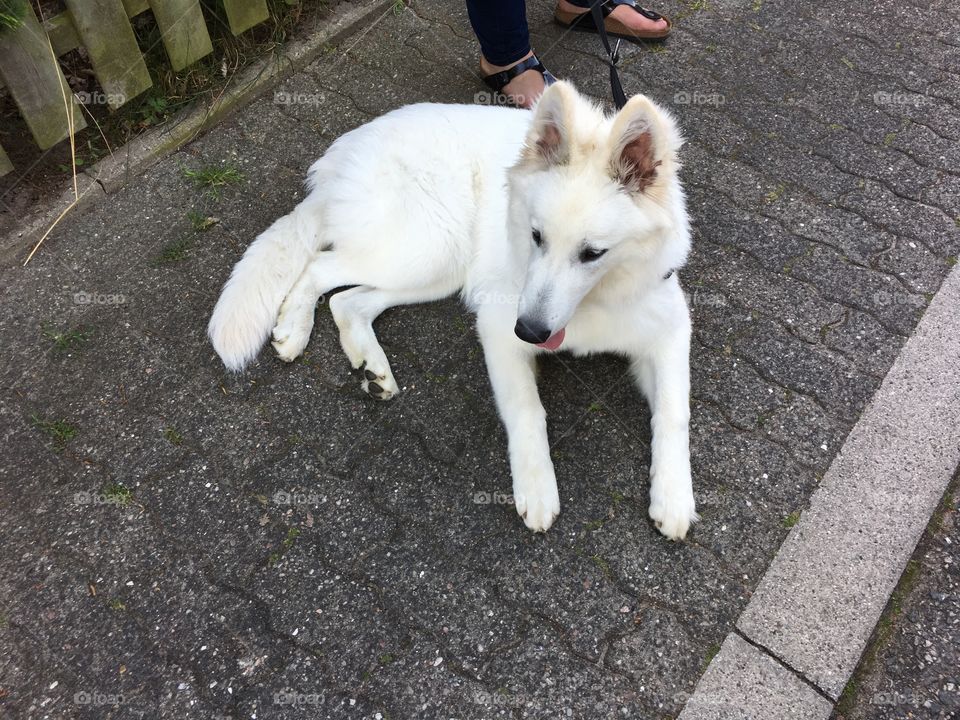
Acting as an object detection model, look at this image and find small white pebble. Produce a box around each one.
[433,657,443,667]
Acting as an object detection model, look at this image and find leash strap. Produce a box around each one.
[589,0,628,110]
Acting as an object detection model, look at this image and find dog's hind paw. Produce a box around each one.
[271,304,313,362]
[360,363,399,401]
[271,326,311,362]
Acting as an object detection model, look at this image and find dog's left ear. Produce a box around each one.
[608,95,679,194]
[521,81,578,167]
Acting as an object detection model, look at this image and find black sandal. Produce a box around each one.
[554,0,672,44]
[482,54,557,107]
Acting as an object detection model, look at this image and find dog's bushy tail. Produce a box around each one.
[208,202,321,371]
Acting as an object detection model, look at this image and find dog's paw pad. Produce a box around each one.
[359,365,398,401]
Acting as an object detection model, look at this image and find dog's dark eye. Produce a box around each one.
[532,229,543,247]
[579,247,608,263]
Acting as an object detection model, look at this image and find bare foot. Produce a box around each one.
[557,0,669,34]
[480,51,546,109]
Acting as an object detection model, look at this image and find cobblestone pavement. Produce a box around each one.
[1,0,958,718]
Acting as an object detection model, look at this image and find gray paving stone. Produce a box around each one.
[678,633,833,720]
[737,265,960,699]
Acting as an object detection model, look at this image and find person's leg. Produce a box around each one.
[558,0,669,35]
[466,0,546,108]
[466,0,530,66]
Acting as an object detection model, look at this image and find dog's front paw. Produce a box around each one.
[513,469,560,533]
[648,487,698,541]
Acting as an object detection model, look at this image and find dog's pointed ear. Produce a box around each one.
[608,95,680,194]
[522,81,577,166]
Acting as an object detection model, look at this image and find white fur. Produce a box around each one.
[208,82,698,539]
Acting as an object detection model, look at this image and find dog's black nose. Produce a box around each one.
[514,318,552,344]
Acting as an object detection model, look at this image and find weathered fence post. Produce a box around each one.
[0,5,87,149]
[63,0,152,109]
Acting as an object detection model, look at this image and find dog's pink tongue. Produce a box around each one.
[536,328,566,351]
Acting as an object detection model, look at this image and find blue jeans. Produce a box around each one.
[466,0,591,67]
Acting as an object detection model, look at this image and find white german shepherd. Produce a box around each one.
[209,81,697,540]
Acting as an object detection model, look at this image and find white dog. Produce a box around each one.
[208,81,697,539]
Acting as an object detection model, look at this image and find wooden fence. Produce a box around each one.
[0,0,274,177]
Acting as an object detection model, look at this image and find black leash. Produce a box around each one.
[588,0,628,110]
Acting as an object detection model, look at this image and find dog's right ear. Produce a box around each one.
[521,81,576,167]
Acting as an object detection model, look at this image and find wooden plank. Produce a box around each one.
[149,0,213,71]
[43,12,81,57]
[0,144,13,177]
[64,0,152,109]
[222,0,270,35]
[0,5,86,149]
[122,0,151,16]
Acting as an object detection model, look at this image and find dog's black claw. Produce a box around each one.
[364,369,377,381]
[367,381,384,396]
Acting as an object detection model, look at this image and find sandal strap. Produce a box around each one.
[483,54,554,92]
[602,0,664,21]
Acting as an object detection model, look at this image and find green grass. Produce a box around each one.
[182,165,245,192]
[282,527,300,549]
[31,415,78,449]
[186,210,219,231]
[782,510,801,528]
[152,236,195,266]
[102,482,132,505]
[43,325,92,352]
[764,183,786,204]
[163,427,184,445]
[587,402,603,413]
[108,598,126,611]
[391,0,406,15]
[590,554,613,579]
[0,0,28,31]
[268,526,301,566]
[703,642,721,668]
[882,132,897,147]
